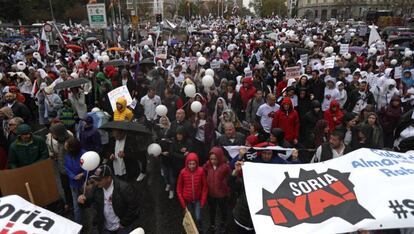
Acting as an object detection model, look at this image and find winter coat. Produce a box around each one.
[271,98,300,142]
[245,97,265,123]
[8,125,48,169]
[176,153,208,209]
[239,79,257,109]
[170,137,194,173]
[203,147,231,198]
[113,97,134,121]
[324,100,344,132]
[64,149,86,189]
[79,125,102,153]
[344,89,375,113]
[302,101,324,146]
[7,101,31,123]
[379,96,403,134]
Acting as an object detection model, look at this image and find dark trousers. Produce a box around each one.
[59,173,73,206]
[208,196,228,226]
[234,222,255,234]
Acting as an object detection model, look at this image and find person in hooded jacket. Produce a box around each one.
[372,78,400,111]
[350,124,374,150]
[79,116,102,154]
[363,112,384,148]
[203,147,231,233]
[379,95,403,148]
[113,97,134,121]
[301,100,323,147]
[271,97,300,145]
[324,100,344,132]
[176,153,208,230]
[239,77,256,111]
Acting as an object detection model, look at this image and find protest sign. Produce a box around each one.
[394,66,402,79]
[210,60,220,69]
[0,195,82,234]
[242,148,414,234]
[300,54,308,66]
[155,47,167,60]
[285,66,301,79]
[339,44,349,55]
[324,56,335,69]
[107,85,133,111]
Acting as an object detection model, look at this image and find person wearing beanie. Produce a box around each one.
[8,124,48,168]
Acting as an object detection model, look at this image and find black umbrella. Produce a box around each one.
[100,121,152,135]
[104,59,129,67]
[54,78,89,90]
[139,58,155,66]
[85,37,98,42]
[296,48,312,55]
[24,48,35,55]
[278,43,298,50]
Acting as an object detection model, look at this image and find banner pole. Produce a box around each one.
[25,182,35,204]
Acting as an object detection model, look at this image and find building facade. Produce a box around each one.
[297,0,414,21]
[288,0,298,17]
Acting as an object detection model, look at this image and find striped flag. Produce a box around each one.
[38,28,50,56]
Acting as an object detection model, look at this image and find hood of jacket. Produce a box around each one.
[329,100,340,112]
[208,147,225,165]
[116,97,127,112]
[185,153,200,170]
[281,97,293,111]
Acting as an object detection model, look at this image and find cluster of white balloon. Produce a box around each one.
[148,57,216,157]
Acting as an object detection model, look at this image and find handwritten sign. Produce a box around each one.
[285,66,301,79]
[340,44,349,55]
[107,85,133,111]
[324,56,335,69]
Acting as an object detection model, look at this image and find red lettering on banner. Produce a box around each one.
[277,195,309,220]
[308,189,345,216]
[330,181,356,201]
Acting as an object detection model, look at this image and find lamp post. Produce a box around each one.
[49,0,55,21]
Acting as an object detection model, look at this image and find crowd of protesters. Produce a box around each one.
[0,16,413,234]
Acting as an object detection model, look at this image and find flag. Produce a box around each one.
[368,25,381,46]
[223,4,228,14]
[38,28,50,56]
[232,3,238,15]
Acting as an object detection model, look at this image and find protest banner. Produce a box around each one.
[210,60,220,69]
[300,54,308,66]
[0,195,82,234]
[339,44,349,55]
[242,148,414,234]
[107,85,133,111]
[0,159,59,207]
[324,56,335,69]
[285,66,301,79]
[394,66,402,79]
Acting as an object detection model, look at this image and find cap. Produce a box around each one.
[90,165,112,181]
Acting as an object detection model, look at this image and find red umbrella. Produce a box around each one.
[66,44,82,52]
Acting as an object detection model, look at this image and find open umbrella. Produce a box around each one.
[24,48,35,55]
[100,121,152,135]
[85,37,97,42]
[348,46,368,55]
[66,44,82,52]
[104,59,129,67]
[139,58,155,66]
[278,43,298,50]
[54,78,89,90]
[139,40,153,47]
[107,47,125,52]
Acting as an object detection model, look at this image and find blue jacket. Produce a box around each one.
[64,149,86,189]
[79,126,102,153]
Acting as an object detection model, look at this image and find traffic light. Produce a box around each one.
[156,14,162,23]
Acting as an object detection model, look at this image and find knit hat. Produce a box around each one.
[16,124,32,136]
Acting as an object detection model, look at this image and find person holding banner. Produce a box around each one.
[311,130,352,163]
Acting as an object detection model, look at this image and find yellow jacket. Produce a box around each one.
[113,97,133,121]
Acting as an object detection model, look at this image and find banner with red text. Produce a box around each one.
[242,148,414,233]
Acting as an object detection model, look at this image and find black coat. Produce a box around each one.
[85,178,139,232]
[308,78,326,103]
[344,89,375,113]
[167,120,194,139]
[106,135,141,180]
[9,101,31,123]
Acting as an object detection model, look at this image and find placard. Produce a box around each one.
[285,66,301,79]
[210,60,220,69]
[243,148,414,234]
[394,66,402,79]
[155,47,167,60]
[324,56,335,69]
[107,85,133,111]
[340,44,349,55]
[300,54,308,66]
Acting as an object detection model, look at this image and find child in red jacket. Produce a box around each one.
[176,153,208,228]
[203,147,231,233]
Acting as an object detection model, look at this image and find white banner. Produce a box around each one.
[285,66,301,79]
[0,195,82,234]
[324,56,335,69]
[243,148,414,234]
[340,44,349,55]
[107,85,133,111]
[300,54,308,66]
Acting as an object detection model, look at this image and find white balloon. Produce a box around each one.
[307,41,315,48]
[324,46,334,54]
[70,73,79,79]
[216,47,222,53]
[312,35,318,40]
[155,105,168,116]
[93,52,100,59]
[102,55,110,63]
[147,143,162,157]
[81,55,89,63]
[97,56,103,61]
[80,151,100,171]
[205,68,214,76]
[101,51,108,56]
[202,75,214,88]
[196,52,202,57]
[391,59,398,65]
[198,57,207,66]
[184,84,196,98]
[404,50,413,58]
[344,53,352,60]
[16,61,26,71]
[211,45,216,50]
[33,52,41,59]
[144,45,149,50]
[130,227,145,234]
[350,32,355,37]
[368,47,377,55]
[190,101,202,113]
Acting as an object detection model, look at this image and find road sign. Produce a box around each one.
[87,3,107,29]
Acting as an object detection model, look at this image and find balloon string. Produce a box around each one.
[83,170,89,195]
